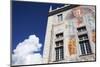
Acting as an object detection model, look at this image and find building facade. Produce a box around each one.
[43,5,96,64]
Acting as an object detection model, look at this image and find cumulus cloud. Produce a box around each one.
[12,35,43,65]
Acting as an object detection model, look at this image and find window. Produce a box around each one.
[55,40,63,46]
[80,42,86,55]
[56,33,63,39]
[77,26,87,32]
[55,32,64,61]
[79,40,92,55]
[58,14,63,21]
[85,41,92,54]
[78,34,88,41]
[77,26,92,55]
[55,48,59,61]
[55,46,64,61]
[60,47,64,60]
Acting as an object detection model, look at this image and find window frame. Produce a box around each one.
[57,14,63,22]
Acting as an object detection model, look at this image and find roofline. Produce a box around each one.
[48,5,80,16]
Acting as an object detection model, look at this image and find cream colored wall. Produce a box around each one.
[43,6,95,63]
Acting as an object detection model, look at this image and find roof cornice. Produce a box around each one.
[48,5,80,16]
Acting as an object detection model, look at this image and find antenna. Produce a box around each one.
[49,5,52,12]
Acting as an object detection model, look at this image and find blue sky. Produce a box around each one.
[12,1,65,55]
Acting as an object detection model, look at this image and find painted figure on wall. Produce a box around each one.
[72,7,83,27]
[92,30,96,43]
[68,37,77,56]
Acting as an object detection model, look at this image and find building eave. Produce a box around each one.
[48,5,80,16]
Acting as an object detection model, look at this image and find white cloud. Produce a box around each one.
[12,35,43,65]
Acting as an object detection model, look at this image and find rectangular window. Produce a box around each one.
[79,40,92,55]
[77,26,92,56]
[78,34,88,41]
[85,41,92,54]
[55,40,63,46]
[58,14,63,21]
[55,32,64,61]
[77,26,87,32]
[79,42,86,55]
[55,46,64,61]
[56,33,63,39]
[60,46,64,60]
[55,48,59,61]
